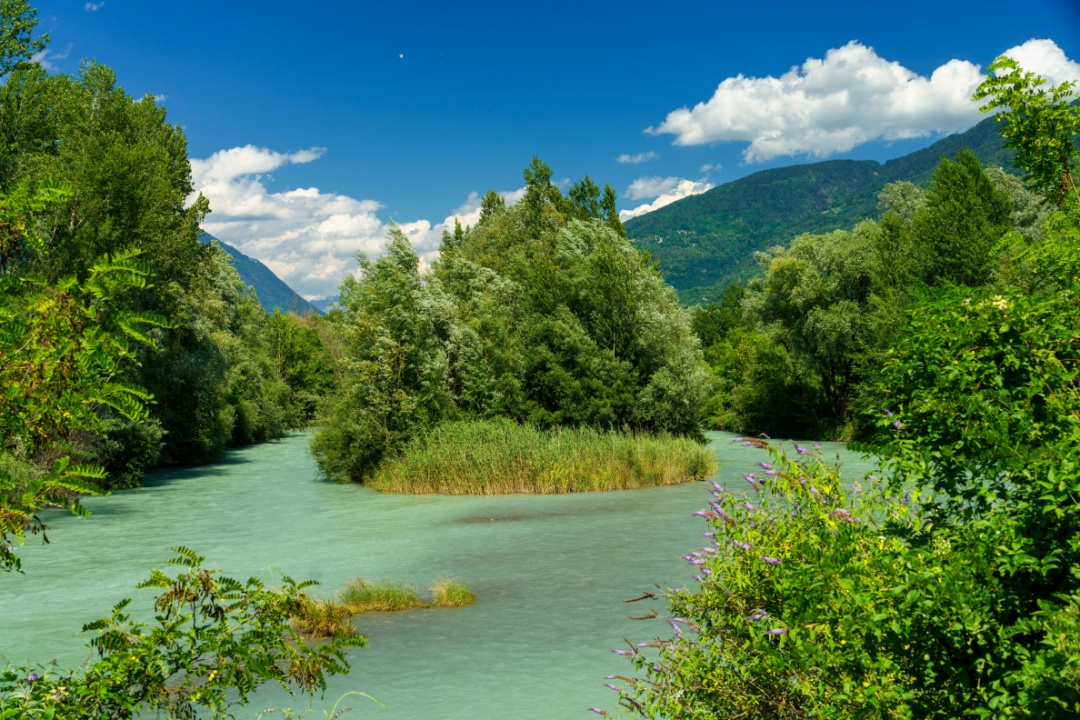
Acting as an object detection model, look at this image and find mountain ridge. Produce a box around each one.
[624,116,1016,303]
[197,232,321,316]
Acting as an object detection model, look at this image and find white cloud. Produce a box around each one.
[1002,38,1080,87]
[30,43,72,72]
[619,178,714,221]
[84,2,104,10]
[624,176,681,201]
[152,94,167,103]
[647,39,1080,163]
[700,163,722,173]
[191,145,524,299]
[616,151,659,164]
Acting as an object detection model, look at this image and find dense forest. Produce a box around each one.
[689,148,1052,440]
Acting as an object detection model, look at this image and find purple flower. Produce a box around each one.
[711,481,726,493]
[758,461,773,471]
[27,674,40,683]
[611,648,635,657]
[832,508,851,518]
[732,437,745,443]
[747,609,768,621]
[794,442,809,455]
[852,483,863,494]
[701,546,716,554]
[813,443,822,451]
[743,502,757,512]
[893,419,904,430]
[605,683,622,692]
[760,556,782,566]
[766,627,789,636]
[713,505,737,527]
[733,541,752,552]
[693,509,717,519]
[741,441,753,447]
[902,492,911,505]
[810,486,823,501]
[883,407,894,419]
[588,709,609,716]
[702,531,716,538]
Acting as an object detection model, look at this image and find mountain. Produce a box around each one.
[311,296,340,313]
[624,116,1017,304]
[198,233,321,316]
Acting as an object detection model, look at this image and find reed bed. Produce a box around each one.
[292,578,477,639]
[366,419,717,494]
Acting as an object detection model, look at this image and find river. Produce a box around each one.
[2,432,877,719]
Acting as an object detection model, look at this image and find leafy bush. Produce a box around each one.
[0,548,362,720]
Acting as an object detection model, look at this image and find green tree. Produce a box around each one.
[975,56,1080,206]
[311,227,455,481]
[912,147,1011,287]
[0,0,46,76]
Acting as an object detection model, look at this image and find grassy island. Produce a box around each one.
[293,578,476,639]
[365,419,717,494]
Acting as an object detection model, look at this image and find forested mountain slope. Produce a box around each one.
[625,116,1016,303]
[198,232,321,315]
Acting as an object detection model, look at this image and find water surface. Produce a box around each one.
[1,432,876,718]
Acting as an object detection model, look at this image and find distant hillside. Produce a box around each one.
[625,116,1016,304]
[311,296,340,313]
[198,233,321,316]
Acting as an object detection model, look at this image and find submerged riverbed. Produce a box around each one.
[2,432,876,719]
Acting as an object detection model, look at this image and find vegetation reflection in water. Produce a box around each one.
[1,431,876,719]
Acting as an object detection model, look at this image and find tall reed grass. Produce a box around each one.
[366,419,718,494]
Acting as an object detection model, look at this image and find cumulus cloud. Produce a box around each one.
[84,2,104,10]
[619,178,714,221]
[700,163,722,173]
[1002,38,1080,87]
[191,145,523,299]
[152,93,167,103]
[647,39,1080,163]
[616,151,659,164]
[624,176,682,201]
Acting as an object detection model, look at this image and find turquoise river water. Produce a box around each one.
[2,432,877,719]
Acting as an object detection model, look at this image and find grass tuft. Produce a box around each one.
[336,578,425,613]
[367,418,717,494]
[291,596,359,640]
[430,580,476,608]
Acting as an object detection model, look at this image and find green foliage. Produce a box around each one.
[0,548,362,719]
[366,418,717,494]
[625,117,1016,302]
[913,147,1012,286]
[975,56,1080,207]
[0,0,46,77]
[0,241,167,571]
[311,226,454,480]
[618,66,1080,718]
[617,440,1080,719]
[314,163,711,482]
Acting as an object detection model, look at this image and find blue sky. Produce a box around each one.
[31,0,1080,299]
